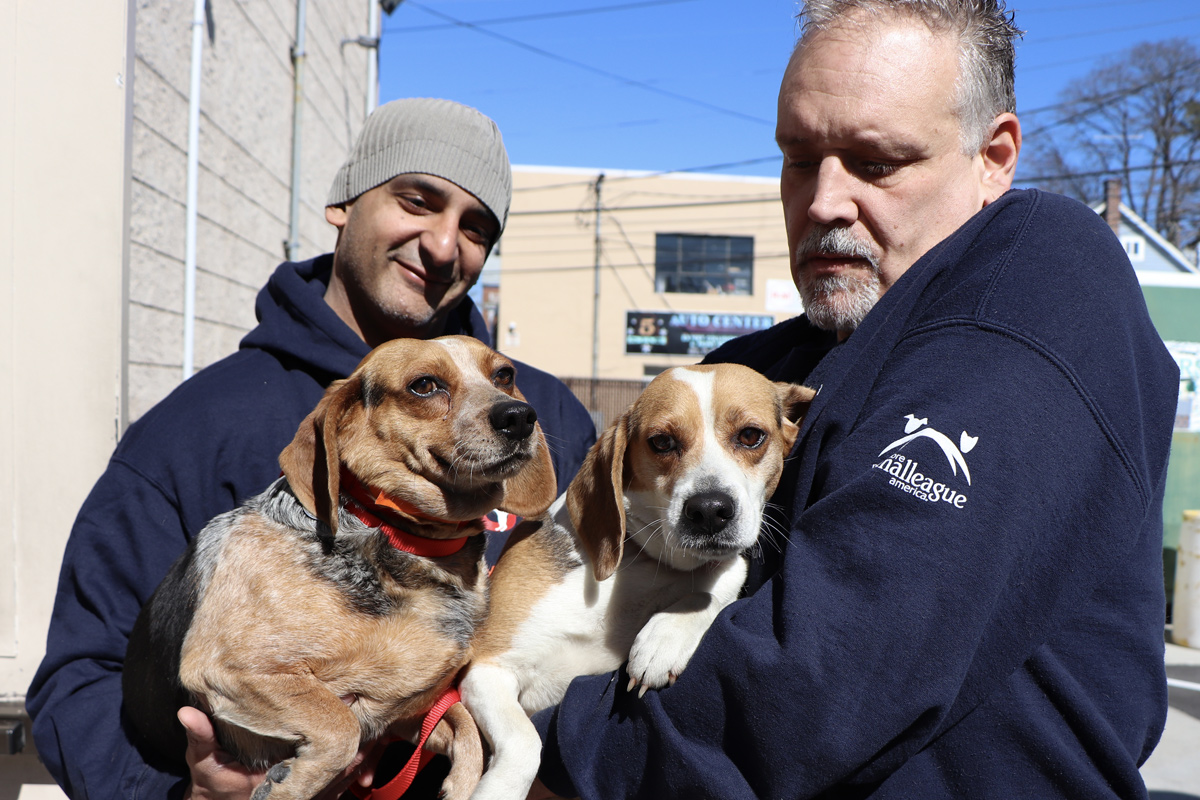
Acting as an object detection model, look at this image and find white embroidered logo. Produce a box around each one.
[872,414,976,508]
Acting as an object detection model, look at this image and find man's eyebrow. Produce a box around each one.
[775,133,926,159]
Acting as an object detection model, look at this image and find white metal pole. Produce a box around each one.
[366,0,379,115]
[183,0,205,380]
[286,0,309,262]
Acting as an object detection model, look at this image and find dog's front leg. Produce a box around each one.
[421,700,485,800]
[626,556,748,692]
[459,663,542,800]
[205,674,362,800]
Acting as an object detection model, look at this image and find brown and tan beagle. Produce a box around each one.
[122,335,557,800]
[459,363,815,800]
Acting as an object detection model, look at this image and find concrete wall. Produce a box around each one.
[0,0,133,792]
[127,0,371,421]
[2,0,373,792]
[498,166,794,381]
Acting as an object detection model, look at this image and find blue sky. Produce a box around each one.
[377,1,1200,182]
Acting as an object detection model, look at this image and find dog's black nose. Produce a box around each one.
[682,490,735,534]
[490,400,538,440]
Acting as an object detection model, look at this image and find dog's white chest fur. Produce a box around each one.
[494,500,722,715]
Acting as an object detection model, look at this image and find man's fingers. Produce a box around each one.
[178,706,218,756]
[177,706,388,799]
[353,738,392,787]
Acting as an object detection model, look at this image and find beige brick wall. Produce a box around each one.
[127,0,372,421]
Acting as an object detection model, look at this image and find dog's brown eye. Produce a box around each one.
[409,376,439,397]
[736,427,766,448]
[493,367,515,388]
[648,434,677,453]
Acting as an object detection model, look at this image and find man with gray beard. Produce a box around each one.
[794,225,882,332]
[527,1,1179,798]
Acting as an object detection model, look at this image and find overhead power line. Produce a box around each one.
[511,194,780,217]
[1019,0,1177,14]
[513,156,783,194]
[1032,12,1200,46]
[1020,34,1200,77]
[501,251,793,277]
[387,0,698,34]
[507,159,1198,220]
[1017,158,1200,185]
[512,160,1200,219]
[399,2,771,127]
[1020,55,1200,136]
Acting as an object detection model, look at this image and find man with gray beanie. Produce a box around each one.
[27,98,596,800]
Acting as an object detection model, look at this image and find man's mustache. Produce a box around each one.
[797,226,880,270]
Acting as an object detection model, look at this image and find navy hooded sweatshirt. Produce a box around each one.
[27,255,596,799]
[533,189,1179,798]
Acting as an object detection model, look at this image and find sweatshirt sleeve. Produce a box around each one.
[534,321,1169,799]
[27,459,192,799]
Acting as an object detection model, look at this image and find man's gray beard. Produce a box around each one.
[795,226,882,334]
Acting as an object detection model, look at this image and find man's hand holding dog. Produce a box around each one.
[179,706,384,800]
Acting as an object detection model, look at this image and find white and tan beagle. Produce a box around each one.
[460,363,815,800]
[123,336,558,800]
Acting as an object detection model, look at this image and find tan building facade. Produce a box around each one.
[497,166,801,392]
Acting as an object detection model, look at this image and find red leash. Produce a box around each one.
[351,687,462,800]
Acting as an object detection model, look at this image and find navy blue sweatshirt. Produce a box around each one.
[533,189,1179,798]
[27,255,596,799]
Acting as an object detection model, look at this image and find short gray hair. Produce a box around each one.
[795,0,1022,154]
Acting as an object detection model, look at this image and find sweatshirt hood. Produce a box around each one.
[239,255,492,381]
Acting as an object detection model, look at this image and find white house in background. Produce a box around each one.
[1092,195,1199,275]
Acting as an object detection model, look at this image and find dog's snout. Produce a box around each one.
[682,490,736,535]
[490,400,538,441]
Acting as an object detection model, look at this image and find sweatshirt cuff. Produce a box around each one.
[532,705,578,798]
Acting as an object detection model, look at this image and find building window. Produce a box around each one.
[1119,235,1146,262]
[655,233,753,295]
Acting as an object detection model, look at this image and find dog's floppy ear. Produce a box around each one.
[566,413,629,582]
[279,377,362,535]
[496,420,558,518]
[776,382,818,452]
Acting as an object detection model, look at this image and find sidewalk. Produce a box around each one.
[1142,640,1200,798]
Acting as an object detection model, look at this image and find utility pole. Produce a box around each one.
[590,173,605,410]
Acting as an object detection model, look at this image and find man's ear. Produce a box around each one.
[325,204,349,229]
[980,112,1021,205]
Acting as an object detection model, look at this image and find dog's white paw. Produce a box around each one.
[626,606,715,694]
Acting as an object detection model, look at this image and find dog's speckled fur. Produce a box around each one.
[123,336,557,800]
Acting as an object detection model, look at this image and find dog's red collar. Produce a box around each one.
[339,469,475,557]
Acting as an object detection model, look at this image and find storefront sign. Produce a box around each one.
[625,311,775,356]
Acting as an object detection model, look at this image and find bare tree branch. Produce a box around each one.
[1017,38,1200,251]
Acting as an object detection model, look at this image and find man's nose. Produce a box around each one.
[807,157,858,226]
[421,212,460,268]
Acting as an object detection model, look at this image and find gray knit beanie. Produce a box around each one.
[326,98,512,232]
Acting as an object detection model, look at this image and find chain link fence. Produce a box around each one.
[560,377,650,434]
